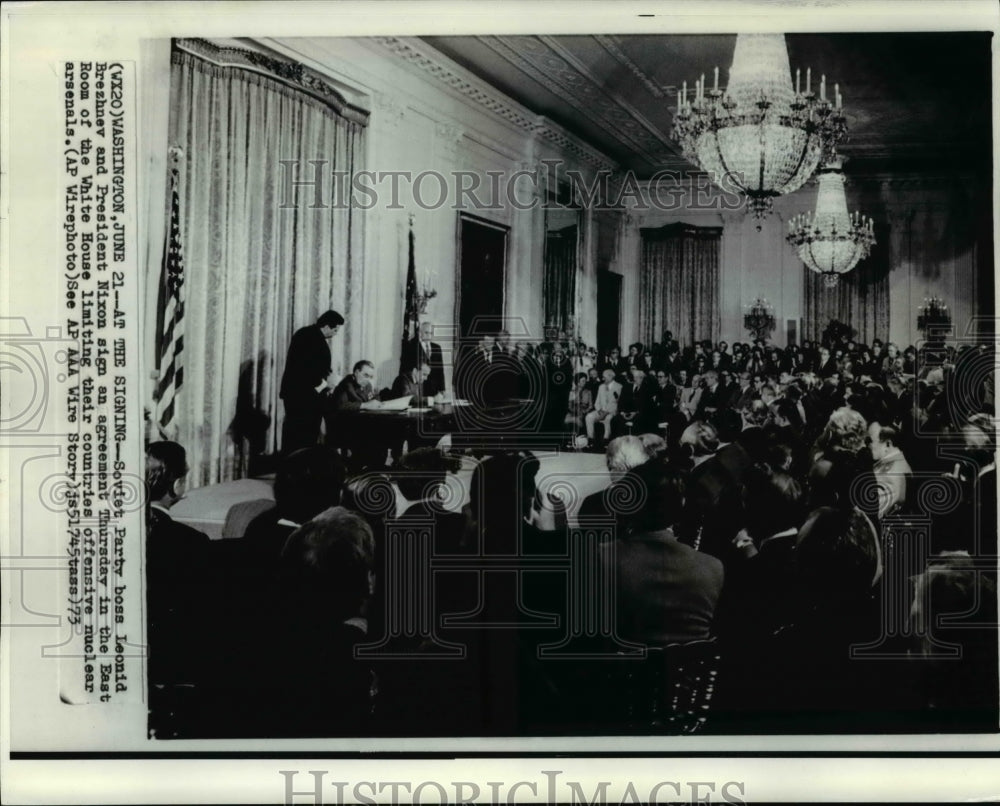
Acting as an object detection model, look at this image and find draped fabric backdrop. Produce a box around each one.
[639,222,722,348]
[166,44,366,487]
[543,225,578,334]
[801,233,890,345]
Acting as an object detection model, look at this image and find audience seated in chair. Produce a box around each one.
[600,460,724,646]
[260,507,377,736]
[242,446,346,559]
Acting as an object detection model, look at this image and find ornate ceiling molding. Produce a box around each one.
[594,35,666,99]
[372,36,617,174]
[478,35,678,167]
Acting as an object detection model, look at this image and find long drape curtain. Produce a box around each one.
[639,222,722,348]
[801,235,890,345]
[543,225,578,334]
[166,45,366,487]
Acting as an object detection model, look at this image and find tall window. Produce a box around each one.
[639,222,722,347]
[162,40,367,486]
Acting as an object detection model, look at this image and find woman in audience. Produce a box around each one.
[567,371,594,438]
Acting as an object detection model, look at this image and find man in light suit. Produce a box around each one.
[585,368,622,447]
[868,421,912,520]
[279,309,344,454]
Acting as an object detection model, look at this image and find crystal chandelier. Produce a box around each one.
[672,34,847,224]
[786,159,875,288]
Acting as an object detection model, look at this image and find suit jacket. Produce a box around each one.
[655,382,678,419]
[816,358,839,379]
[280,324,331,401]
[687,451,747,558]
[331,374,375,411]
[617,379,658,432]
[872,448,912,519]
[593,381,622,415]
[456,345,506,403]
[679,386,702,419]
[624,354,649,374]
[696,383,725,420]
[390,372,428,406]
[728,384,756,412]
[403,338,445,397]
[600,528,724,645]
[146,506,211,685]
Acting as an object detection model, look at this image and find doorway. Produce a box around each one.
[597,269,622,352]
[457,213,509,339]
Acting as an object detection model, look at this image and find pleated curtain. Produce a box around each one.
[639,222,722,348]
[801,233,890,345]
[167,48,366,486]
[543,225,578,333]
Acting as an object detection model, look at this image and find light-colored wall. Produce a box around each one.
[616,174,989,349]
[258,36,619,390]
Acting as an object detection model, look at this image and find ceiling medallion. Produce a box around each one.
[672,34,847,226]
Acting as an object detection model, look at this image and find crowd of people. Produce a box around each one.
[147,323,997,737]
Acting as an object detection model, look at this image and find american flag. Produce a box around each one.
[398,222,419,374]
[154,168,185,436]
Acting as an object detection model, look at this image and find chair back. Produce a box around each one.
[604,638,720,734]
[221,498,276,539]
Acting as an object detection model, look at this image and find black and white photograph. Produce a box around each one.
[3,1,1000,803]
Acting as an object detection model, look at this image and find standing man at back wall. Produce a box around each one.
[279,309,344,454]
[403,320,446,398]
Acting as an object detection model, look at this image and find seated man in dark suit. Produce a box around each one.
[388,362,435,457]
[695,369,725,421]
[145,441,211,695]
[611,366,657,437]
[390,362,432,405]
[243,447,346,560]
[262,507,378,736]
[391,447,465,554]
[600,461,724,646]
[329,360,387,472]
[577,435,652,534]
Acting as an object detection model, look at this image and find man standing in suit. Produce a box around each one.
[404,321,446,398]
[279,310,344,454]
[458,333,503,405]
